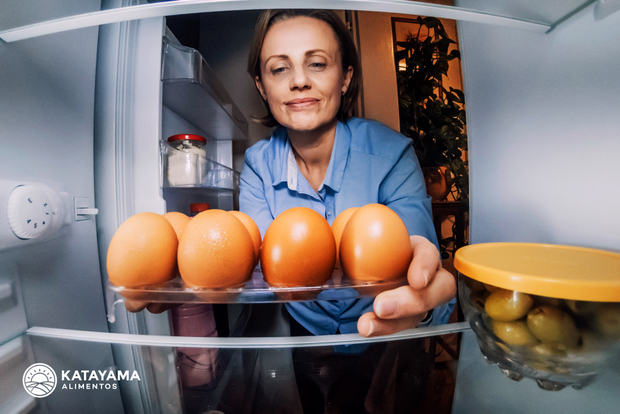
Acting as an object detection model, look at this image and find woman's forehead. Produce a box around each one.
[261,16,341,60]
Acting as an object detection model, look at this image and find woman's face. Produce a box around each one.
[255,16,353,134]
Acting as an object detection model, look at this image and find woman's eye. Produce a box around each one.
[271,67,288,75]
[309,62,326,69]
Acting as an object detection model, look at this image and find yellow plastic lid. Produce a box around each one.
[454,243,620,302]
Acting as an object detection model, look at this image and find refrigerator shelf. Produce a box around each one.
[108,269,406,305]
[161,36,248,141]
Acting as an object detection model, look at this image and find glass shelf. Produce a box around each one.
[4,0,612,43]
[108,269,407,305]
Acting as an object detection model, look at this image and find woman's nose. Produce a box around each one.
[289,66,311,90]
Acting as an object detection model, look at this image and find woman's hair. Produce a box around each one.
[247,9,361,127]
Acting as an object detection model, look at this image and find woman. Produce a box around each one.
[240,9,456,337]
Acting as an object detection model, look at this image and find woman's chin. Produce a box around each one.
[279,115,338,136]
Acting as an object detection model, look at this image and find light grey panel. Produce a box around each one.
[453,331,620,413]
[457,1,620,251]
[0,262,28,346]
[0,0,125,412]
[455,0,588,24]
[0,336,40,414]
[0,3,109,335]
[0,0,99,32]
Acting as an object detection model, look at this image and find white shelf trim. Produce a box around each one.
[0,0,550,42]
[27,322,471,348]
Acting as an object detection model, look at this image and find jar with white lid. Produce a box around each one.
[165,134,207,186]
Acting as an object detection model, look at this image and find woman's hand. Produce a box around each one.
[357,235,457,337]
[123,300,178,314]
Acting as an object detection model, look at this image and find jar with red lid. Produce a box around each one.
[165,134,207,187]
[189,203,210,217]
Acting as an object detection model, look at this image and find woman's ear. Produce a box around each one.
[255,76,268,101]
[342,66,354,94]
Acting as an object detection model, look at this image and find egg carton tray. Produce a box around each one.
[107,269,407,305]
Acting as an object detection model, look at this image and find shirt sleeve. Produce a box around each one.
[239,153,273,239]
[378,143,439,249]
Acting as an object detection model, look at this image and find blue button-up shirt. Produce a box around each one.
[240,118,454,335]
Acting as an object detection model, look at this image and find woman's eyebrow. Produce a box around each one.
[264,54,289,64]
[263,49,330,67]
[305,49,328,56]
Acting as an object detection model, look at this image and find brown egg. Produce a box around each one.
[340,203,412,282]
[261,207,336,287]
[107,212,178,287]
[178,209,255,288]
[331,207,359,268]
[229,210,262,265]
[162,211,191,240]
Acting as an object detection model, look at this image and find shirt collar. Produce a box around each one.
[271,121,351,193]
[271,127,291,187]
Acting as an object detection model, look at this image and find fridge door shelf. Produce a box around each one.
[161,36,248,141]
[107,269,407,307]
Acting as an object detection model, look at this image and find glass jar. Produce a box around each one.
[165,134,207,186]
[454,243,620,391]
[189,203,210,217]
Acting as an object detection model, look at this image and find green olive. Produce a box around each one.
[464,277,486,292]
[594,303,620,339]
[527,306,580,349]
[565,300,600,316]
[484,289,534,322]
[531,342,567,357]
[470,289,490,312]
[492,320,539,346]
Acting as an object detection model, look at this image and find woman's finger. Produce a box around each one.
[124,300,149,313]
[124,300,179,314]
[146,302,177,314]
[358,267,456,337]
[377,268,456,320]
[407,235,442,290]
[358,311,426,337]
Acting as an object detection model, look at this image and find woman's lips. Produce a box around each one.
[286,97,319,109]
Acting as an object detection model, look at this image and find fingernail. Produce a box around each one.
[377,298,399,317]
[366,319,377,336]
[422,269,431,285]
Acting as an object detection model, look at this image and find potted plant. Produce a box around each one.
[394,16,469,257]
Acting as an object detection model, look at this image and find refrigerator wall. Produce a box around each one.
[459,0,620,250]
[453,1,620,412]
[0,0,127,412]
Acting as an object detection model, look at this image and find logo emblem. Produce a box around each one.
[23,363,57,398]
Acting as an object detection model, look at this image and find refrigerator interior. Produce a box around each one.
[1,0,619,413]
[453,0,620,411]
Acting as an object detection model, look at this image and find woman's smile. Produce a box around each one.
[286,97,320,110]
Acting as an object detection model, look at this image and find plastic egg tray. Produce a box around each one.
[108,268,407,304]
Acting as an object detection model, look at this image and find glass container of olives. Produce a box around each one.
[454,243,620,391]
